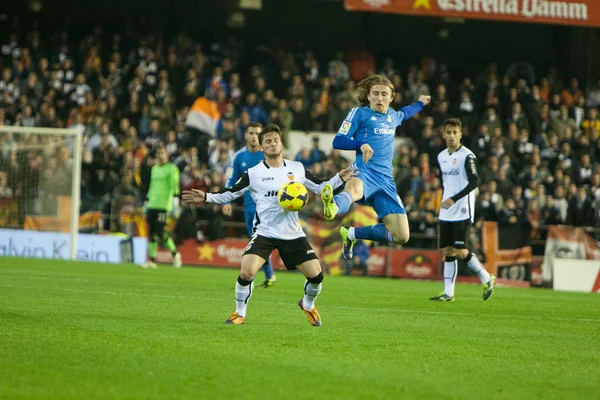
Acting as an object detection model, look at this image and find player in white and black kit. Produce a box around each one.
[183,124,356,326]
[430,118,496,302]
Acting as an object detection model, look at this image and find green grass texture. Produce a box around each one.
[1,258,599,400]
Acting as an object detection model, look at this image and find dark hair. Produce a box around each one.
[258,123,283,145]
[443,118,462,131]
[247,122,263,130]
[357,74,395,107]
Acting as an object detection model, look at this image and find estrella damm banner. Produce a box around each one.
[345,0,600,27]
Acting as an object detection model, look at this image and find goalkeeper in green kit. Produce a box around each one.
[144,146,182,269]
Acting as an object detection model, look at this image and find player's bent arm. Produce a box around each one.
[396,101,424,121]
[450,156,479,202]
[303,169,345,195]
[332,134,366,151]
[205,171,250,204]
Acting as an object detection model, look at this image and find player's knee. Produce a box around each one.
[391,229,409,245]
[239,270,255,282]
[455,248,469,260]
[307,271,324,285]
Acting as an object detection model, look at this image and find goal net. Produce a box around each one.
[0,125,82,260]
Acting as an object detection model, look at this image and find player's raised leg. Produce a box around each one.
[321,175,363,220]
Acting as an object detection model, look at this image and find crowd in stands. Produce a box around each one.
[1,18,600,244]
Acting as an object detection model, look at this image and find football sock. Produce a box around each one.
[333,191,353,214]
[148,241,157,262]
[303,281,322,311]
[165,237,177,255]
[444,257,457,297]
[348,227,357,240]
[262,257,275,280]
[354,224,394,244]
[235,276,253,317]
[464,252,491,284]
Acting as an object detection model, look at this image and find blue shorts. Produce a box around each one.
[356,168,405,220]
[244,205,257,237]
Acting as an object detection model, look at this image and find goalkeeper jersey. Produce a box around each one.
[147,163,180,211]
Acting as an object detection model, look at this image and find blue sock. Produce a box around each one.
[333,191,353,214]
[354,224,394,244]
[262,257,275,280]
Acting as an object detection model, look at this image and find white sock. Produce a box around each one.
[235,281,252,317]
[466,253,491,284]
[303,280,322,310]
[444,259,457,297]
[348,227,356,241]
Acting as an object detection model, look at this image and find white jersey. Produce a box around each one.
[438,146,478,223]
[206,159,344,240]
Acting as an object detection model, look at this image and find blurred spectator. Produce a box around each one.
[567,187,592,227]
[342,240,370,276]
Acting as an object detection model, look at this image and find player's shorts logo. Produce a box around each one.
[287,172,295,181]
[339,121,351,134]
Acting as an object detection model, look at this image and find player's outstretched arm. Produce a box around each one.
[397,96,431,121]
[332,107,364,151]
[303,165,359,195]
[183,171,250,205]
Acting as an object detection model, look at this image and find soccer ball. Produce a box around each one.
[278,181,308,211]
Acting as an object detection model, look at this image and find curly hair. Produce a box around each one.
[356,74,395,107]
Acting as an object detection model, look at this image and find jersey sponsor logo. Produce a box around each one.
[287,172,295,181]
[374,127,395,135]
[339,121,352,134]
[264,190,278,197]
[262,177,274,181]
[442,170,460,175]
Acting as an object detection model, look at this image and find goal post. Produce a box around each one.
[0,125,82,260]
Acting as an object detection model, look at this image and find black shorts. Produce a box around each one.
[146,209,167,238]
[439,219,471,249]
[243,235,318,270]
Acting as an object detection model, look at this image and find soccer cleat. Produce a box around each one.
[339,225,356,260]
[142,261,157,269]
[173,252,182,269]
[321,184,338,220]
[429,293,455,302]
[483,275,496,300]
[258,277,277,288]
[225,312,245,325]
[298,299,322,327]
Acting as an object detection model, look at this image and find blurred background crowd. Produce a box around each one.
[1,11,600,251]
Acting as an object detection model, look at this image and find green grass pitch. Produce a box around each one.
[1,258,599,400]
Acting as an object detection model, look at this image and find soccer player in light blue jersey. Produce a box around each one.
[320,74,430,259]
[223,122,276,287]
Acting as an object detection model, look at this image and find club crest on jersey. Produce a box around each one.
[453,159,457,166]
[387,114,392,123]
[287,172,295,181]
[339,121,351,134]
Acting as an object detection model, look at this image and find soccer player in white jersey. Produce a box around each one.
[182,124,357,326]
[431,118,496,302]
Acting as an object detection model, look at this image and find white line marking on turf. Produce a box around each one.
[3,284,600,323]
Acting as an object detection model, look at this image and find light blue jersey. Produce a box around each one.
[333,103,423,177]
[332,102,424,219]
